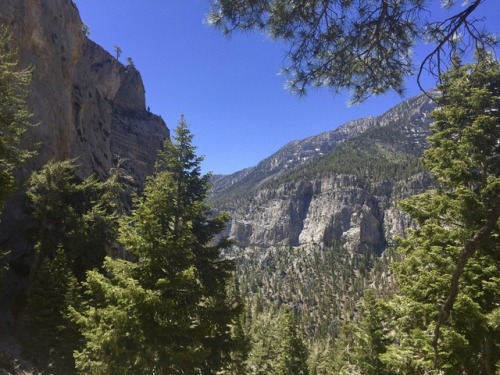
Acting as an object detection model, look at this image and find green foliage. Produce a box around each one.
[26,159,124,279]
[220,276,250,374]
[351,290,390,375]
[21,160,127,374]
[380,55,500,373]
[73,117,241,374]
[21,247,82,375]
[234,243,370,342]
[330,323,360,375]
[208,0,493,103]
[307,339,337,375]
[0,25,34,211]
[246,307,309,374]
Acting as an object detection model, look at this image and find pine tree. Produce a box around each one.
[352,290,389,375]
[275,309,309,375]
[21,247,82,375]
[208,0,494,103]
[21,160,127,373]
[0,25,34,211]
[328,322,359,375]
[380,54,500,374]
[73,117,240,374]
[26,160,123,279]
[221,276,249,374]
[246,307,309,374]
[307,339,336,375]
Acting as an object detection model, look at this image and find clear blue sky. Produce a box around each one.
[74,0,499,175]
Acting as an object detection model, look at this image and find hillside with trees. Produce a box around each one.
[214,53,499,374]
[0,0,498,374]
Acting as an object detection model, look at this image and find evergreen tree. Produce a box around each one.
[328,323,359,375]
[73,117,240,374]
[380,54,500,374]
[352,290,389,375]
[113,45,122,60]
[26,160,124,279]
[0,25,34,211]
[21,160,127,373]
[221,276,249,374]
[307,340,336,375]
[246,307,309,374]
[275,309,309,375]
[21,247,82,375]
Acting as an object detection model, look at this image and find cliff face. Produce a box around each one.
[1,0,169,182]
[222,172,432,253]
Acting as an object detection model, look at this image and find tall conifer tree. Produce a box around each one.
[21,160,127,374]
[21,247,82,375]
[381,54,500,374]
[0,25,34,211]
[246,307,309,374]
[73,117,240,374]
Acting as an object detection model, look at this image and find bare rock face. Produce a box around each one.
[0,0,169,182]
[223,172,433,255]
[225,175,385,253]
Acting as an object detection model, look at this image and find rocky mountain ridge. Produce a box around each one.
[211,92,436,253]
[211,92,434,206]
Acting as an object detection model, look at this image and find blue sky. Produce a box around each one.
[74,0,499,175]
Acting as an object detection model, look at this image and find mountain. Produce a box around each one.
[210,93,436,340]
[211,92,435,252]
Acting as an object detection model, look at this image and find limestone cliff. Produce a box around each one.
[0,0,169,182]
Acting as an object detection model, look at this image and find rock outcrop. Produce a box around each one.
[1,0,169,182]
[222,172,432,254]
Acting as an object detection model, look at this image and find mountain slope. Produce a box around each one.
[211,92,435,252]
[211,92,437,341]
